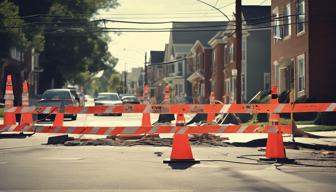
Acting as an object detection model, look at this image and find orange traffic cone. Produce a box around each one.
[164,133,199,163]
[265,131,286,159]
[164,113,200,163]
[176,113,185,126]
[207,113,215,123]
[259,85,294,163]
[3,75,16,125]
[20,81,33,125]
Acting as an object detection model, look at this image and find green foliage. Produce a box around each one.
[0,105,3,117]
[301,125,336,132]
[1,0,120,91]
[314,112,336,125]
[0,0,28,56]
[83,68,122,96]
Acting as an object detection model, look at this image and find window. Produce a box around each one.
[231,76,237,102]
[212,50,216,71]
[297,54,305,92]
[177,61,183,75]
[229,44,234,62]
[224,45,229,64]
[242,38,247,61]
[241,73,246,100]
[264,72,270,91]
[283,3,291,38]
[225,78,230,96]
[272,7,282,40]
[296,0,305,34]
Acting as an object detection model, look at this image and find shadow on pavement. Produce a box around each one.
[166,162,200,170]
[230,138,336,151]
[0,133,34,139]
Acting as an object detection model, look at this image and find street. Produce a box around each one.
[1,111,335,192]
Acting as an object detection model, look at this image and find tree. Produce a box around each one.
[0,0,28,57]
[39,0,119,90]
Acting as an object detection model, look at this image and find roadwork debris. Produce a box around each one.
[63,134,229,147]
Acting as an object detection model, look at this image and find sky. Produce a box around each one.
[99,0,270,72]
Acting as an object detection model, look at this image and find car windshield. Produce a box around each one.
[96,94,120,101]
[42,90,71,100]
[122,96,138,101]
[70,90,79,99]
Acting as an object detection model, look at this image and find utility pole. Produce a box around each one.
[235,0,242,104]
[144,52,148,85]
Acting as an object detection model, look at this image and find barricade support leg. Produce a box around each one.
[53,112,64,127]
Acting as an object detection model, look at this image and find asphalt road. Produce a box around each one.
[0,134,335,192]
[0,101,335,191]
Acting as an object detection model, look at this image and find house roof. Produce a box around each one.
[149,51,165,64]
[241,6,271,26]
[171,21,229,46]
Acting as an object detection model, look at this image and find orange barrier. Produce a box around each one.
[0,124,293,135]
[6,103,336,115]
[3,75,16,125]
[2,78,335,164]
[51,101,64,126]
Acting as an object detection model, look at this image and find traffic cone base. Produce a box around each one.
[163,134,200,163]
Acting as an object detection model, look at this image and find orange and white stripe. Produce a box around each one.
[0,124,293,135]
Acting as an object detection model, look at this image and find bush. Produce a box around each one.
[278,90,290,103]
[314,112,336,125]
[0,105,3,117]
[236,114,252,123]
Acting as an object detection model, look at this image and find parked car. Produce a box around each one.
[121,95,140,104]
[77,91,85,106]
[36,89,78,121]
[69,89,84,107]
[94,92,123,116]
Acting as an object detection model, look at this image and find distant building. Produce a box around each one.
[165,21,227,103]
[209,6,271,103]
[148,51,165,102]
[271,0,336,102]
[126,67,143,97]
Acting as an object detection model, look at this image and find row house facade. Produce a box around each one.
[187,40,213,104]
[209,6,271,104]
[271,0,336,102]
[163,21,226,103]
[126,67,144,97]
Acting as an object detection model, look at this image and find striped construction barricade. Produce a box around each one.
[1,79,336,164]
